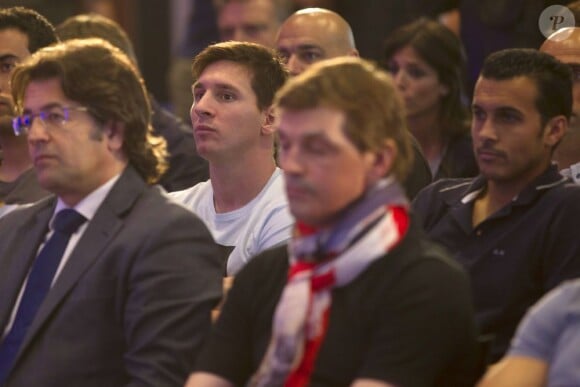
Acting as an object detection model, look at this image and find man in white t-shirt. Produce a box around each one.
[171,41,293,275]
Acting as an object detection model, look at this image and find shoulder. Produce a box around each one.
[422,177,473,198]
[111,184,214,245]
[0,168,51,203]
[395,222,466,277]
[508,279,580,361]
[360,221,468,296]
[142,185,209,223]
[412,177,473,222]
[168,181,212,207]
[256,169,288,207]
[221,245,288,313]
[543,180,580,201]
[245,170,292,224]
[527,279,580,318]
[235,245,289,283]
[538,181,580,221]
[0,196,53,228]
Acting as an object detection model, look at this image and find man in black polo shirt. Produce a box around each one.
[413,48,580,363]
[187,57,479,387]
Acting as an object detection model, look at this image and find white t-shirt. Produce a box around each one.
[170,168,294,275]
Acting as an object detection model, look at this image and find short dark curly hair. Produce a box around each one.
[481,48,573,124]
[0,6,57,53]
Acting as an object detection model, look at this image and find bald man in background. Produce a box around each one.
[276,7,357,75]
[276,7,432,198]
[540,27,580,183]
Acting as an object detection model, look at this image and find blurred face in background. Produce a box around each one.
[0,28,30,132]
[540,29,580,122]
[217,0,281,48]
[276,10,357,76]
[386,45,448,120]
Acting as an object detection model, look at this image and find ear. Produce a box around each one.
[365,138,397,184]
[543,115,567,148]
[104,121,125,152]
[261,106,276,136]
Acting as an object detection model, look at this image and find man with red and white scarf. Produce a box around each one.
[187,57,479,387]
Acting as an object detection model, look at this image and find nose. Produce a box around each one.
[191,92,214,121]
[0,74,9,93]
[393,70,407,91]
[286,54,304,76]
[26,115,50,143]
[474,117,498,143]
[278,144,303,176]
[232,28,247,43]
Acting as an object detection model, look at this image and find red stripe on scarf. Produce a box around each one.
[391,205,409,243]
[288,261,317,279]
[296,221,319,236]
[281,205,409,387]
[284,307,331,387]
[311,271,335,291]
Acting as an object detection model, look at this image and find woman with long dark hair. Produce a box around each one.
[384,18,478,180]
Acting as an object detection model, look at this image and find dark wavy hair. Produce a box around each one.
[11,38,168,184]
[383,17,468,138]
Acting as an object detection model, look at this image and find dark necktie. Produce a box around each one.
[0,209,86,382]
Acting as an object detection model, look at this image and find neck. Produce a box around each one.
[209,146,276,213]
[407,109,446,163]
[472,162,550,226]
[472,185,510,225]
[57,158,127,207]
[0,134,33,182]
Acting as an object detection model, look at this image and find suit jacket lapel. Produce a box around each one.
[15,167,145,361]
[0,200,55,330]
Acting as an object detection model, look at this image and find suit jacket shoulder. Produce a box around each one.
[0,166,223,387]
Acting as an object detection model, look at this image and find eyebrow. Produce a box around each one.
[295,44,324,52]
[22,102,65,114]
[192,82,240,92]
[472,103,522,114]
[495,106,523,115]
[0,54,18,62]
[278,128,330,143]
[278,43,324,52]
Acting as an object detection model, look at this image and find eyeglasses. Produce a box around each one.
[12,105,89,136]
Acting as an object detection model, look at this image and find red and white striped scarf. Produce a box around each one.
[250,178,409,387]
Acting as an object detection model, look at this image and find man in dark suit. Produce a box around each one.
[0,38,223,386]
